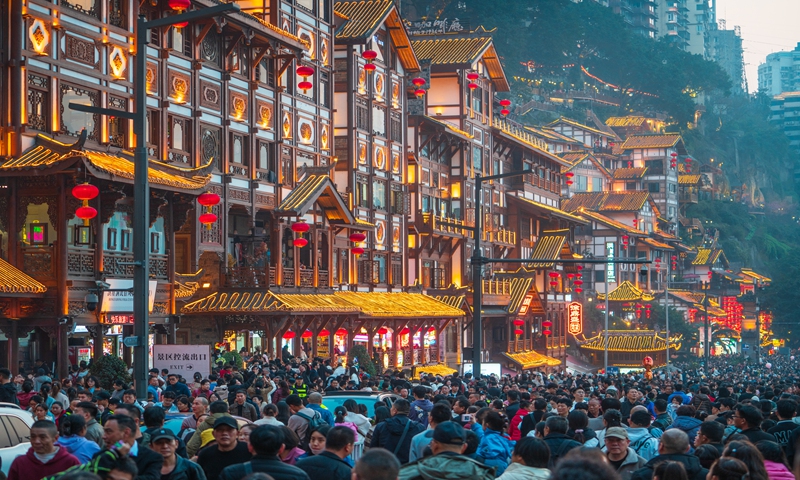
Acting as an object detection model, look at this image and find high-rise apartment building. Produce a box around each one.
[709,26,746,94]
[758,44,800,97]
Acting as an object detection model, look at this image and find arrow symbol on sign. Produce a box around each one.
[187,365,193,370]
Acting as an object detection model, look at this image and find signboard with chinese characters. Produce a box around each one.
[101,279,158,313]
[606,242,616,282]
[103,314,134,325]
[568,302,583,335]
[153,345,211,379]
[406,17,468,36]
[519,294,534,315]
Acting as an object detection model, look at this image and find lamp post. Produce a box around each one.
[70,3,239,400]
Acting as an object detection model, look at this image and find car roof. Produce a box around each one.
[324,391,386,397]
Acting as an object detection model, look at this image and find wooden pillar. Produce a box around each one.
[57,176,70,379]
[167,196,176,317]
[9,321,18,374]
[275,222,283,286]
[93,326,104,360]
[312,227,319,287]
[8,179,17,263]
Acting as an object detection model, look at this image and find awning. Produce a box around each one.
[527,229,569,268]
[502,350,562,370]
[0,258,47,296]
[579,330,682,352]
[596,281,655,302]
[275,175,367,228]
[415,364,457,378]
[182,291,465,318]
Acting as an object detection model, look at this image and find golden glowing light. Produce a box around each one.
[28,19,49,55]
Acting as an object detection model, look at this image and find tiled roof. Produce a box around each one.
[507,277,535,313]
[560,152,590,165]
[678,174,702,185]
[83,151,211,192]
[621,134,681,150]
[667,290,706,305]
[525,126,584,145]
[240,13,310,49]
[422,116,473,140]
[641,237,674,250]
[528,229,569,268]
[579,330,682,352]
[507,195,588,224]
[605,116,649,127]
[174,282,200,300]
[547,117,612,137]
[411,36,508,91]
[275,175,362,226]
[183,291,465,317]
[0,258,47,295]
[739,268,771,283]
[502,350,562,369]
[433,295,467,310]
[691,248,724,266]
[559,151,612,178]
[562,191,652,213]
[613,167,648,180]
[596,281,655,302]
[334,0,420,71]
[1,145,62,170]
[492,119,567,164]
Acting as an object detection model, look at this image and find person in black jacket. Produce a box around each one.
[296,426,354,480]
[102,414,163,480]
[733,404,777,444]
[630,430,708,480]
[542,416,582,467]
[369,398,425,464]
[0,368,19,405]
[150,428,206,480]
[219,425,309,480]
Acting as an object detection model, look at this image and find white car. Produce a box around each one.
[0,406,34,475]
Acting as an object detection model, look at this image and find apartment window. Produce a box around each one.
[648,182,660,193]
[356,180,369,208]
[372,180,386,210]
[668,183,677,193]
[592,177,603,192]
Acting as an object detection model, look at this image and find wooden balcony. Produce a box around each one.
[103,252,169,280]
[679,191,698,204]
[483,278,513,295]
[419,212,472,238]
[22,246,55,281]
[224,267,268,288]
[67,248,95,279]
[483,228,516,247]
[508,338,533,353]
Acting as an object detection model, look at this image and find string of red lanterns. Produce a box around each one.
[363,50,377,72]
[467,72,479,90]
[168,0,190,29]
[197,192,220,230]
[72,183,99,226]
[412,77,426,99]
[548,271,560,288]
[565,171,574,186]
[542,320,552,336]
[296,65,314,94]
[291,220,310,248]
[684,157,692,173]
[670,152,678,169]
[349,231,366,257]
[499,98,511,117]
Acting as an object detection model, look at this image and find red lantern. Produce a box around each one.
[336,328,348,336]
[412,78,426,87]
[627,161,633,168]
[576,273,582,279]
[575,287,583,293]
[633,219,638,228]
[542,321,552,328]
[292,220,310,248]
[298,81,313,94]
[352,246,365,256]
[198,212,218,230]
[301,330,313,339]
[377,327,388,335]
[574,280,583,286]
[72,183,100,226]
[282,331,296,339]
[415,89,426,98]
[168,0,190,11]
[577,265,583,271]
[609,142,615,147]
[543,330,552,336]
[549,281,558,287]
[514,329,524,336]
[349,232,367,243]
[198,192,220,207]
[296,66,314,92]
[622,235,629,246]
[362,50,378,62]
[567,273,575,279]
[293,237,309,248]
[468,82,478,90]
[399,327,410,335]
[467,72,479,81]
[513,319,525,326]
[364,63,376,73]
[499,99,511,108]
[427,327,436,333]
[548,271,560,278]
[500,109,510,116]
[707,271,712,281]
[319,329,330,337]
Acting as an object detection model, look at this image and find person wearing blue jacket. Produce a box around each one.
[56,415,101,463]
[666,405,704,446]
[408,386,434,428]
[476,411,514,476]
[667,384,691,405]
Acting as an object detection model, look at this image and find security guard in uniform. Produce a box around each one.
[292,375,309,399]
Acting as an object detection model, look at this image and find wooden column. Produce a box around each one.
[8,322,18,374]
[275,222,283,286]
[57,177,69,379]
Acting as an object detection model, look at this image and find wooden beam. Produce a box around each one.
[275,53,298,81]
[224,33,244,71]
[195,22,215,50]
[252,45,271,71]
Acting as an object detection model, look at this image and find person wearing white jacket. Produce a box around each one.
[497,437,552,480]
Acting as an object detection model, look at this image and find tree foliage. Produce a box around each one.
[347,345,377,376]
[88,355,131,390]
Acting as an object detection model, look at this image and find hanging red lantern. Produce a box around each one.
[575,287,583,294]
[352,246,365,256]
[627,161,633,168]
[549,281,558,287]
[633,219,639,229]
[577,265,583,271]
[301,330,313,339]
[467,82,478,90]
[298,81,313,94]
[513,319,525,326]
[336,328,348,336]
[707,271,712,281]
[292,220,310,248]
[349,232,367,243]
[427,327,436,333]
[415,89,426,98]
[319,329,330,337]
[500,109,510,116]
[364,63,376,73]
[548,271,560,278]
[296,66,314,92]
[293,237,309,248]
[168,0,190,11]
[377,327,388,335]
[467,72,479,81]
[543,329,552,336]
[609,142,615,147]
[399,327,410,335]
[282,331,296,339]
[685,157,692,173]
[173,21,189,29]
[574,279,583,286]
[412,78,426,87]
[197,191,220,230]
[499,99,511,108]
[622,235,629,246]
[567,273,575,279]
[198,212,218,228]
[542,321,552,328]
[514,329,524,336]
[362,50,378,63]
[72,183,100,226]
[576,273,582,279]
[565,171,574,186]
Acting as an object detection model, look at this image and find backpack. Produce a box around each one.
[296,411,328,449]
[630,433,654,454]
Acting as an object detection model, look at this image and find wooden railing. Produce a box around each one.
[483,278,512,295]
[67,248,95,279]
[283,268,295,287]
[22,246,55,280]
[508,338,533,352]
[224,267,268,288]
[103,252,168,280]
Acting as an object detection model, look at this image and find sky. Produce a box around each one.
[717,0,800,92]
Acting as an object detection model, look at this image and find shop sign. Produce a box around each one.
[568,302,583,335]
[519,294,534,315]
[153,344,211,378]
[103,314,134,325]
[101,279,158,313]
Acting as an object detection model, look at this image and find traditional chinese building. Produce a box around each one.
[577,330,682,369]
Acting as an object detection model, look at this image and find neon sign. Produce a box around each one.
[568,302,583,335]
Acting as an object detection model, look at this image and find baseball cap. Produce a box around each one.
[213,416,239,430]
[95,391,111,400]
[150,428,177,443]
[433,421,466,445]
[605,427,629,440]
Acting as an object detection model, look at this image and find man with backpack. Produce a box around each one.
[627,410,659,461]
[370,398,425,464]
[286,394,327,450]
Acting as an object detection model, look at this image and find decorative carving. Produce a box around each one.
[200,126,220,170]
[61,0,98,17]
[27,74,48,131]
[255,193,275,206]
[146,62,158,94]
[67,250,95,277]
[256,101,272,129]
[18,299,56,317]
[39,326,58,338]
[60,84,99,140]
[228,189,250,203]
[17,196,58,230]
[0,300,11,317]
[229,92,247,120]
[169,70,191,103]
[170,193,195,233]
[149,191,168,227]
[65,35,97,65]
[85,325,101,338]
[99,187,126,225]
[152,302,168,315]
[200,204,221,245]
[68,300,87,316]
[0,196,7,232]
[199,81,220,110]
[201,31,219,64]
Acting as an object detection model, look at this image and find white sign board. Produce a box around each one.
[153,344,211,379]
[101,279,158,313]
[461,362,502,377]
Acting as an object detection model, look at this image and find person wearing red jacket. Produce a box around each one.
[8,420,80,480]
[508,400,533,441]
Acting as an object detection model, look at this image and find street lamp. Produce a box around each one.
[70,3,240,400]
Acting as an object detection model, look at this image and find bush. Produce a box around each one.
[222,351,244,369]
[347,345,376,377]
[88,355,131,390]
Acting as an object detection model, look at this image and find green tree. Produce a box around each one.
[88,355,131,390]
[347,345,377,377]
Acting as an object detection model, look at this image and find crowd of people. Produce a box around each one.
[2,352,800,480]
